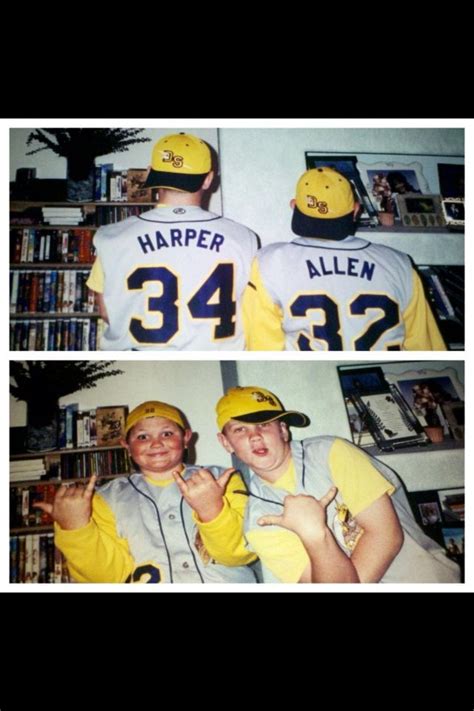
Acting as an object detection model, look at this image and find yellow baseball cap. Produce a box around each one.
[292,167,356,239]
[216,386,310,431]
[125,401,186,435]
[144,133,211,192]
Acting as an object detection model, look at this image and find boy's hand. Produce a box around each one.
[172,468,234,522]
[257,487,337,545]
[33,474,97,530]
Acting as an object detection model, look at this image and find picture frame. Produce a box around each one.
[305,153,379,226]
[441,526,464,557]
[441,198,464,227]
[357,160,431,213]
[95,405,129,447]
[395,193,445,228]
[337,364,428,452]
[383,367,464,442]
[437,488,464,523]
[418,501,443,526]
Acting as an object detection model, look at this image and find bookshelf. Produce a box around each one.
[9,200,155,351]
[9,444,132,583]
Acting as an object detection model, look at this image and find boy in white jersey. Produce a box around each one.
[87,133,259,350]
[34,400,257,583]
[213,385,460,583]
[243,167,445,351]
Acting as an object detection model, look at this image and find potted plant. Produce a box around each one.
[26,128,151,202]
[10,361,123,452]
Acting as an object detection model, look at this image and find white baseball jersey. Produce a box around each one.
[90,206,259,350]
[244,235,445,351]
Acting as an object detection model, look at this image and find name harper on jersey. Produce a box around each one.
[137,228,225,254]
[306,256,375,281]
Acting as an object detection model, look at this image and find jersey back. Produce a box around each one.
[95,206,259,350]
[257,236,414,351]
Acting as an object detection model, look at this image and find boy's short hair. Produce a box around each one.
[144,133,211,192]
[292,167,356,239]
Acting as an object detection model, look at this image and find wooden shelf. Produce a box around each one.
[11,445,126,460]
[11,312,100,320]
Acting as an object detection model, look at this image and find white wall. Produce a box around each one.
[10,359,464,493]
[218,127,464,264]
[9,128,223,214]
[10,361,224,467]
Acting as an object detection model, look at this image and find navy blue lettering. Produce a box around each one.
[137,234,154,254]
[307,260,321,279]
[209,233,224,252]
[360,261,375,281]
[170,229,183,246]
[347,257,359,276]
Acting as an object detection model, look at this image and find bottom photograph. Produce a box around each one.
[9,359,465,585]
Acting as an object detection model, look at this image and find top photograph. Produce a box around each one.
[9,126,464,351]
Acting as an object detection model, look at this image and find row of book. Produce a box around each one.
[10,534,70,584]
[10,228,95,264]
[42,206,85,225]
[10,269,96,314]
[94,204,153,225]
[10,317,104,351]
[57,448,132,479]
[11,458,47,482]
[94,165,155,203]
[57,404,129,451]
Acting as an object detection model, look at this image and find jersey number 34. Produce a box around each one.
[127,264,236,344]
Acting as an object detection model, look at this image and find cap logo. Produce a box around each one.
[251,390,278,406]
[162,150,184,168]
[306,194,329,214]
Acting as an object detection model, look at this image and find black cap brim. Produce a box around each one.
[143,169,207,193]
[233,410,310,428]
[292,205,355,240]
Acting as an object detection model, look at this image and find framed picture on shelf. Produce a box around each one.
[305,153,378,225]
[418,501,443,526]
[337,365,428,452]
[357,160,430,213]
[95,405,129,447]
[441,526,464,558]
[395,193,445,228]
[441,198,464,227]
[437,488,464,523]
[384,367,464,443]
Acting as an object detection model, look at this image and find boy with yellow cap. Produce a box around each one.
[214,385,460,583]
[35,400,258,583]
[87,132,259,350]
[243,166,445,351]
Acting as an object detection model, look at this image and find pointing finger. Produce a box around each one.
[84,474,98,498]
[32,502,53,515]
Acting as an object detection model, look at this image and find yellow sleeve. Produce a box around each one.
[86,257,105,293]
[329,439,394,517]
[54,493,134,583]
[402,271,447,350]
[194,471,257,566]
[245,528,309,583]
[242,258,286,350]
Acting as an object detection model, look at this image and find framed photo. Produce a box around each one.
[95,405,128,447]
[441,526,464,557]
[396,193,445,228]
[418,501,443,526]
[384,367,464,441]
[437,488,464,523]
[441,198,464,227]
[417,265,464,350]
[305,153,378,225]
[357,160,430,213]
